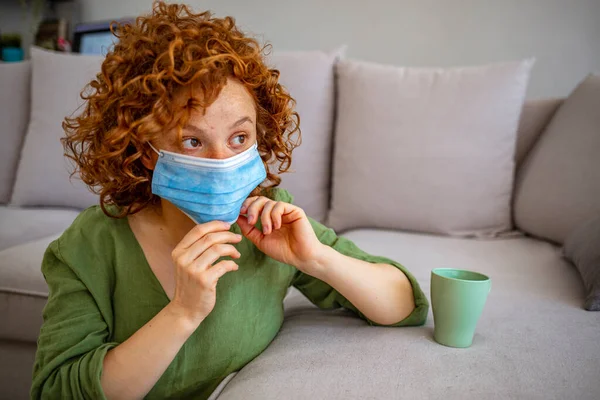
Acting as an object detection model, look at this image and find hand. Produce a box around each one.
[236,196,326,274]
[169,221,243,326]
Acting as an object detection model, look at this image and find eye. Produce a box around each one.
[230,134,247,147]
[182,137,201,149]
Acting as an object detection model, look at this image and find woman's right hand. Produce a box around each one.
[168,220,242,326]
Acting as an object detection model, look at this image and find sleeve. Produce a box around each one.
[30,239,119,400]
[290,216,429,327]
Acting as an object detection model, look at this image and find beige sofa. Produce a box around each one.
[1,47,599,400]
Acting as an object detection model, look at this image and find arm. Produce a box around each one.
[100,304,202,400]
[301,245,416,326]
[31,240,206,400]
[32,240,118,400]
[235,188,428,327]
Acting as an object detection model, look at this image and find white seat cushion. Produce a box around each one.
[220,230,600,400]
[0,61,30,204]
[328,59,533,237]
[267,48,344,222]
[10,47,101,209]
[0,206,79,251]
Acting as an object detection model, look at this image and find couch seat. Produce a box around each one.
[0,235,60,342]
[216,229,600,400]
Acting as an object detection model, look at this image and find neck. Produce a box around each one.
[142,200,197,246]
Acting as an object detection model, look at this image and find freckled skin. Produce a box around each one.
[152,78,258,160]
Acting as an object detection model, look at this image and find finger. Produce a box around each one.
[236,215,264,244]
[261,200,276,234]
[194,244,241,270]
[175,231,242,266]
[240,196,259,215]
[271,201,286,230]
[246,197,270,225]
[279,203,305,225]
[175,220,232,251]
[205,260,239,282]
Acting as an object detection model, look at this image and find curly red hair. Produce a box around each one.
[63,1,300,218]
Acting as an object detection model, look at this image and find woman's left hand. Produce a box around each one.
[236,196,326,274]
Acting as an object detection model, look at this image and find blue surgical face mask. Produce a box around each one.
[149,142,267,224]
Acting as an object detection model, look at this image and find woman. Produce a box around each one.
[31,2,428,399]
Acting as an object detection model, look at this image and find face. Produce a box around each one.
[149,78,257,162]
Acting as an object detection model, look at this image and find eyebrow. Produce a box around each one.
[182,125,206,136]
[230,116,253,129]
[182,116,253,136]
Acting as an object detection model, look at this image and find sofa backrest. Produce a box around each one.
[514,97,563,171]
[2,50,575,237]
[514,74,600,244]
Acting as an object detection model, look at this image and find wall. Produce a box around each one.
[0,0,37,54]
[0,0,82,58]
[16,0,600,98]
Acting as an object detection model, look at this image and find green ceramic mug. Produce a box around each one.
[431,268,491,348]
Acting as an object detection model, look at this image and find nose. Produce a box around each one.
[204,145,231,160]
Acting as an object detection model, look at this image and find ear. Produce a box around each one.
[141,147,157,171]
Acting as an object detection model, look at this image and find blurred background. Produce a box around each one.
[1,0,599,97]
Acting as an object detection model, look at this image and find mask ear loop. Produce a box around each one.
[147,142,162,157]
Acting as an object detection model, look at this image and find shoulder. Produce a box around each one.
[59,205,124,248]
[48,205,125,279]
[262,187,295,204]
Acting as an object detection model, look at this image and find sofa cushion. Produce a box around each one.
[0,235,58,342]
[564,215,600,311]
[328,59,533,237]
[514,74,600,244]
[10,47,102,209]
[0,61,31,204]
[218,230,599,400]
[0,206,79,251]
[267,48,343,222]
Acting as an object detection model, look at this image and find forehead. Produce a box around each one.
[175,78,257,124]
